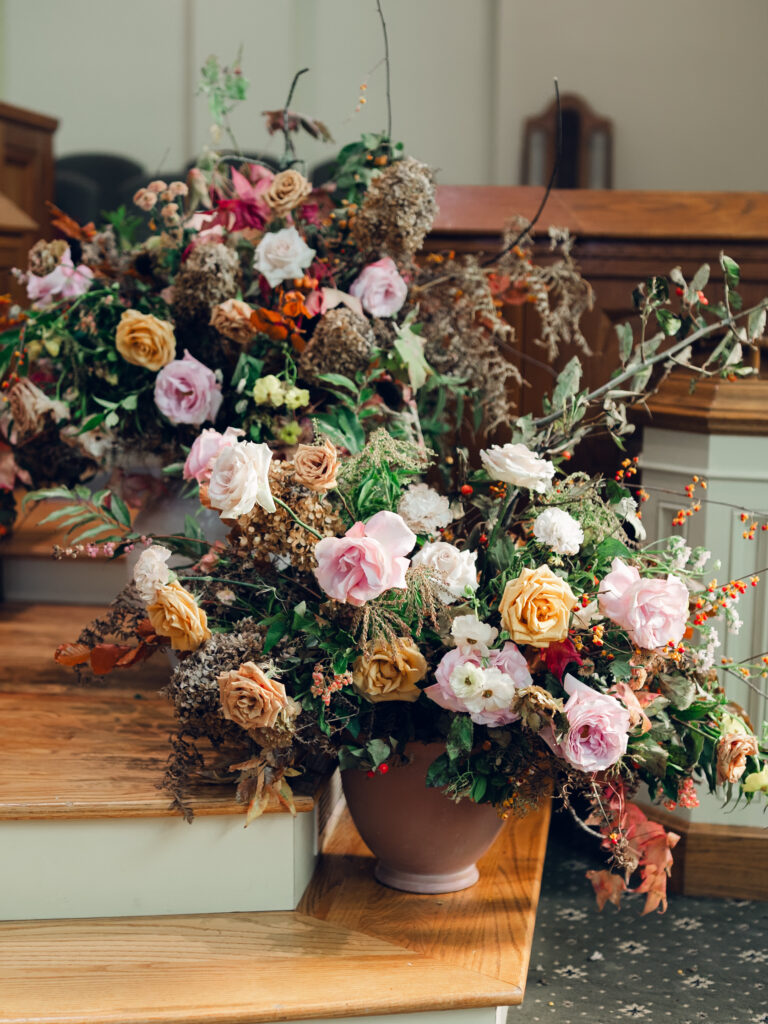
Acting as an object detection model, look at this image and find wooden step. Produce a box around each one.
[0,603,320,920]
[0,803,550,1023]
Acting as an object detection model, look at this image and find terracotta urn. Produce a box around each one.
[341,741,505,894]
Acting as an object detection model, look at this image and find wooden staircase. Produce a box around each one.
[0,554,551,1021]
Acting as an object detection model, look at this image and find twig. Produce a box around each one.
[281,67,309,166]
[376,0,392,141]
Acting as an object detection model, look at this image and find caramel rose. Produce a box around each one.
[115,309,176,371]
[209,298,257,346]
[352,638,427,703]
[292,438,340,492]
[147,580,211,652]
[264,169,313,217]
[218,662,290,730]
[717,732,759,784]
[499,565,576,648]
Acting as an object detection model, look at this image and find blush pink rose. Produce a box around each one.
[544,674,630,772]
[183,426,243,483]
[598,557,689,650]
[313,510,415,606]
[349,257,408,317]
[154,350,223,426]
[26,247,94,308]
[424,642,531,726]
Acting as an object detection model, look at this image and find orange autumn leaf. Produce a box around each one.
[250,307,289,341]
[89,644,136,675]
[586,869,627,911]
[45,201,97,242]
[54,642,92,667]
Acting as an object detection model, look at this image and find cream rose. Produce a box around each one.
[218,662,290,730]
[352,638,427,703]
[499,565,576,648]
[264,169,312,216]
[208,441,276,519]
[115,310,176,371]
[147,581,211,651]
[292,438,340,492]
[253,227,315,289]
[209,298,256,346]
[717,730,759,785]
[412,541,478,604]
[133,544,172,603]
[479,442,554,493]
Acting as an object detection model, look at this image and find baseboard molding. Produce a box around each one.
[641,803,768,901]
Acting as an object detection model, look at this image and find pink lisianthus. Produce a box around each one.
[154,350,222,426]
[313,510,415,606]
[26,247,94,308]
[210,164,273,232]
[424,642,531,726]
[349,257,408,317]
[183,426,244,484]
[598,557,689,650]
[544,674,630,773]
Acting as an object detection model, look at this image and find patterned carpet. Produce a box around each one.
[517,813,768,1024]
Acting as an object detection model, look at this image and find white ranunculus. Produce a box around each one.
[133,544,172,603]
[450,614,499,653]
[253,227,315,288]
[397,483,452,536]
[208,441,275,520]
[450,665,516,717]
[479,442,554,493]
[533,507,584,556]
[412,541,478,604]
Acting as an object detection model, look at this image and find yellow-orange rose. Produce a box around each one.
[499,565,576,648]
[218,661,290,731]
[352,638,427,703]
[292,438,340,492]
[209,298,256,346]
[147,581,211,651]
[115,309,176,371]
[264,169,312,216]
[717,732,759,784]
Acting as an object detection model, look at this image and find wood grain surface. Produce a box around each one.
[0,910,520,1024]
[299,802,551,991]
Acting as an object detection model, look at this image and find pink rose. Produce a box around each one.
[313,510,415,606]
[183,426,243,483]
[424,642,531,726]
[598,557,689,650]
[26,246,94,308]
[154,350,223,426]
[544,674,630,772]
[349,257,407,317]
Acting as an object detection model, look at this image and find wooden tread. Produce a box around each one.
[0,804,550,1022]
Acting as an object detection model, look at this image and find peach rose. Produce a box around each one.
[218,661,290,730]
[115,309,176,371]
[293,438,340,492]
[147,580,211,651]
[499,565,576,648]
[264,169,312,216]
[352,638,427,703]
[717,732,759,785]
[209,298,257,346]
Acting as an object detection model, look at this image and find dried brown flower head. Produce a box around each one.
[28,238,69,276]
[298,307,374,386]
[209,298,257,346]
[352,637,427,703]
[350,157,436,262]
[510,685,564,732]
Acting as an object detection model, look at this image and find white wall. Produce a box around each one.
[1,0,767,189]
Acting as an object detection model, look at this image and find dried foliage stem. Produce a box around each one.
[376,0,393,142]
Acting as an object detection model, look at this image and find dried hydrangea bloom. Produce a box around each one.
[350,157,436,262]
[298,307,374,386]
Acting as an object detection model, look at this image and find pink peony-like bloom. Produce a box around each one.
[349,257,408,317]
[545,674,630,773]
[183,426,244,483]
[154,350,223,426]
[313,510,415,606]
[424,642,531,726]
[598,557,689,650]
[26,247,94,308]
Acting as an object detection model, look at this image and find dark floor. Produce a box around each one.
[518,812,768,1024]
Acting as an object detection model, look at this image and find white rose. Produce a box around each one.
[450,614,499,653]
[412,541,478,604]
[397,483,452,536]
[253,227,315,288]
[479,442,554,493]
[208,441,275,520]
[133,544,172,603]
[533,507,584,556]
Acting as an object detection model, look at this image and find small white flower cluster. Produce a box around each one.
[449,663,517,718]
[691,625,721,672]
[667,535,692,572]
[533,507,584,556]
[450,613,498,654]
[397,483,452,537]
